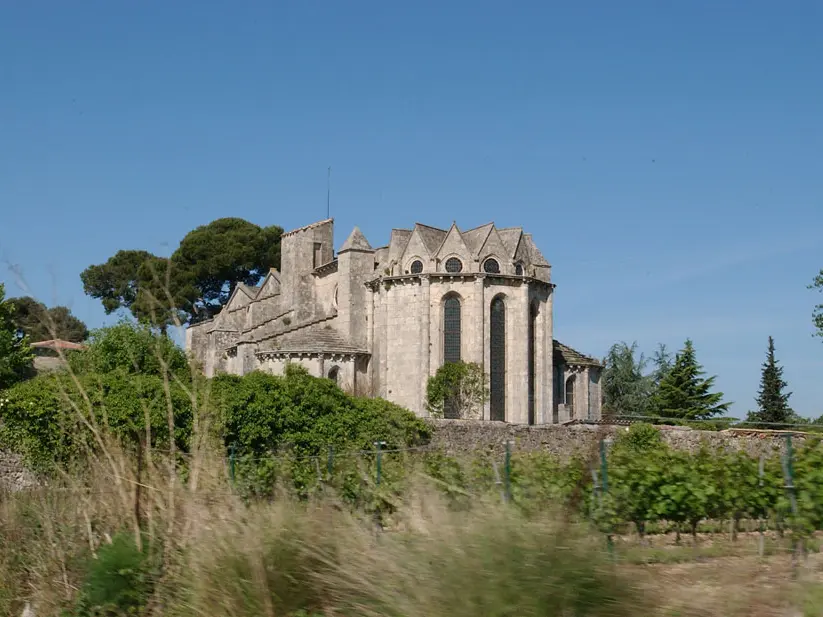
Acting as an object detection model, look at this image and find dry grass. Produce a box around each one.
[2,296,822,616]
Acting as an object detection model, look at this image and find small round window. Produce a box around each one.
[445,257,463,273]
[483,258,500,274]
[515,264,524,276]
[410,260,423,274]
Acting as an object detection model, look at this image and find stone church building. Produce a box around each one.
[186,218,602,424]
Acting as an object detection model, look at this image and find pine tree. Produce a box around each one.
[653,339,730,420]
[747,336,792,427]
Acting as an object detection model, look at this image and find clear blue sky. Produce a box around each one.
[1,1,821,417]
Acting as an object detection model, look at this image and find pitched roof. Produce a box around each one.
[553,340,602,367]
[414,223,448,256]
[259,328,368,355]
[281,218,333,237]
[496,227,523,258]
[462,223,494,256]
[30,339,86,351]
[339,227,373,252]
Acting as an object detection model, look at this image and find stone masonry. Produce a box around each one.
[186,218,604,424]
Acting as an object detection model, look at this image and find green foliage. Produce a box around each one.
[7,295,89,343]
[652,339,730,420]
[811,268,823,339]
[1,322,194,470]
[425,361,488,419]
[81,218,282,327]
[0,283,34,389]
[747,336,793,427]
[171,217,283,321]
[70,532,157,617]
[602,342,652,416]
[214,367,430,458]
[0,370,194,471]
[601,342,672,417]
[612,422,664,455]
[68,321,189,378]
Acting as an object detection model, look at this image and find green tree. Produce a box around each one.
[80,249,155,315]
[602,342,652,416]
[746,336,792,427]
[171,218,283,321]
[652,339,730,421]
[650,343,672,389]
[81,218,283,327]
[811,269,823,338]
[7,296,88,342]
[425,361,489,419]
[0,283,34,389]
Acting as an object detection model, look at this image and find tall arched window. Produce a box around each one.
[328,366,339,384]
[565,376,576,418]
[489,295,506,421]
[528,302,538,425]
[443,295,461,364]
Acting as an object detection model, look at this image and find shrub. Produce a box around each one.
[0,370,193,472]
[68,321,189,378]
[70,532,157,617]
[212,367,430,458]
[425,361,488,419]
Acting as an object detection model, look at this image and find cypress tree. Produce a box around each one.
[748,336,792,427]
[653,339,730,420]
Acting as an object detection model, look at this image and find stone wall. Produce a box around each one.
[0,450,38,492]
[427,419,805,459]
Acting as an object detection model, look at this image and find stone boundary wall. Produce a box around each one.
[427,419,808,458]
[0,450,37,492]
[1,421,810,491]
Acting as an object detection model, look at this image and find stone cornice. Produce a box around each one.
[256,349,368,361]
[364,273,555,290]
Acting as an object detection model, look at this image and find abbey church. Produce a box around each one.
[186,218,603,424]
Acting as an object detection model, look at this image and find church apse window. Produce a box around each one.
[565,376,576,417]
[489,295,506,421]
[328,366,339,384]
[410,259,423,274]
[515,263,524,276]
[443,295,461,364]
[483,258,500,274]
[445,257,463,273]
[528,302,537,425]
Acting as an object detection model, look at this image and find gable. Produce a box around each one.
[399,227,435,271]
[257,269,281,298]
[477,226,511,266]
[388,229,412,267]
[224,284,256,312]
[434,223,472,263]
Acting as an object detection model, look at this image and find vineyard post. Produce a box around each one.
[229,443,236,487]
[375,441,387,486]
[781,434,800,575]
[758,452,765,558]
[504,440,512,504]
[600,437,614,558]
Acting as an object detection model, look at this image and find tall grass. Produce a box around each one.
[1,284,819,617]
